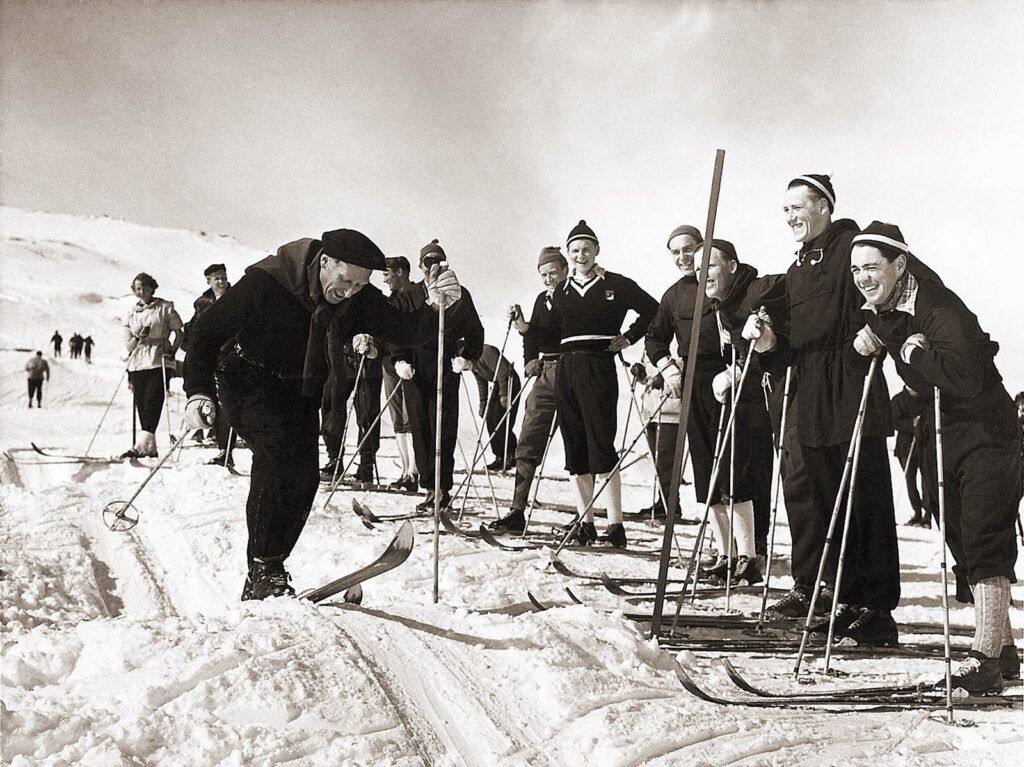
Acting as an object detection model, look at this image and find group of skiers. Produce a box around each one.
[169,172,1021,697]
[49,330,95,361]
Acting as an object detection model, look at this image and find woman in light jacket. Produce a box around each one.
[122,272,183,458]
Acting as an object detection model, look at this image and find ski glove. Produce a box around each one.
[425,264,463,308]
[901,333,930,364]
[184,394,216,430]
[352,333,378,359]
[853,325,884,357]
[451,356,473,373]
[712,367,737,403]
[524,359,542,378]
[395,361,415,380]
[657,357,683,398]
[741,312,776,353]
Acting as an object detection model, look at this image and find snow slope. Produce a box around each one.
[1,208,1021,766]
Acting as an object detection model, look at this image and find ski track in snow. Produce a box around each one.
[3,209,1023,766]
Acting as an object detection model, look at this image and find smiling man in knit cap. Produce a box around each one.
[696,239,785,585]
[392,239,484,512]
[850,221,1020,692]
[550,221,659,547]
[488,246,569,533]
[742,174,902,646]
[645,225,725,524]
[183,229,463,600]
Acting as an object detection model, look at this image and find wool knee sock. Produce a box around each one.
[598,470,623,526]
[395,433,411,475]
[973,576,1011,658]
[731,500,757,558]
[572,474,595,522]
[709,503,731,559]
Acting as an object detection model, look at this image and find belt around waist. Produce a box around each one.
[231,342,302,381]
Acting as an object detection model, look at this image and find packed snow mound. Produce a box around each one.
[1,207,1021,766]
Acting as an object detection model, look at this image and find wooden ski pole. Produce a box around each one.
[934,388,954,723]
[757,365,793,629]
[650,149,725,638]
[792,355,879,678]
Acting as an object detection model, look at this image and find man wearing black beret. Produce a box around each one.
[183,229,463,600]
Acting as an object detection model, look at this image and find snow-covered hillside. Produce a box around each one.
[1,208,1021,766]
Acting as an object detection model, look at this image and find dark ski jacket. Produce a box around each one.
[864,275,1016,436]
[391,281,484,377]
[712,263,788,432]
[522,289,562,364]
[760,219,893,447]
[472,343,520,404]
[184,238,439,401]
[645,274,723,372]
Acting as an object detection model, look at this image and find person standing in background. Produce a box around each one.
[25,351,49,408]
[122,272,183,459]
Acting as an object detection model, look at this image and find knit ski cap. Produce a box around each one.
[419,239,446,262]
[537,246,567,269]
[789,173,836,212]
[665,224,703,249]
[710,238,740,264]
[204,263,226,277]
[852,221,911,256]
[320,229,387,270]
[385,255,411,272]
[566,220,598,247]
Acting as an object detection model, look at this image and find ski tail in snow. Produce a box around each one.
[298,521,414,603]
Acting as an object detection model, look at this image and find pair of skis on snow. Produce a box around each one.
[673,659,1022,710]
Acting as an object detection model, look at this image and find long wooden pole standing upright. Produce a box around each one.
[432,297,446,604]
[649,150,725,638]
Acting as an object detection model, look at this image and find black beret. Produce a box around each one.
[320,229,387,271]
[203,263,226,277]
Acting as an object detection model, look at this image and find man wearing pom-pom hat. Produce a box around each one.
[550,220,658,548]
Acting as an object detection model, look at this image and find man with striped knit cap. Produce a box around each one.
[550,220,658,547]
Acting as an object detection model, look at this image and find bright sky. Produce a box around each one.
[2,0,1022,384]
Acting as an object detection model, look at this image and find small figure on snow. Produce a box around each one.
[25,351,49,408]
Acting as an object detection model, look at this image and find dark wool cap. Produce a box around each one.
[852,221,910,255]
[666,225,703,249]
[538,246,567,269]
[385,255,411,272]
[566,220,598,247]
[710,238,740,263]
[320,229,387,270]
[419,239,446,262]
[203,263,226,277]
[789,173,836,212]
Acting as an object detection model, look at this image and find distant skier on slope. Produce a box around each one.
[182,229,463,601]
[50,330,62,357]
[25,351,50,408]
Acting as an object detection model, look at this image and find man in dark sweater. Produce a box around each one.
[698,239,784,585]
[470,343,520,471]
[488,246,568,533]
[645,225,725,524]
[185,263,234,460]
[183,229,463,600]
[850,221,1020,693]
[392,240,484,511]
[551,220,659,548]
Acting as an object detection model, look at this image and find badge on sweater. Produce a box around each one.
[605,290,615,301]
